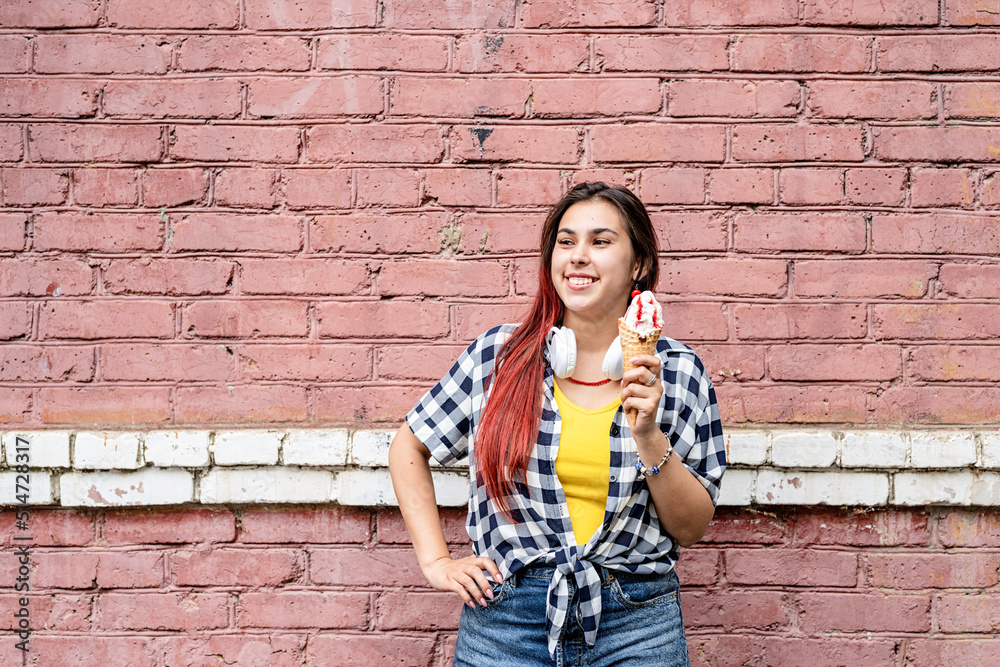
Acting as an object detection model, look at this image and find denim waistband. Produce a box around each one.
[513,561,676,588]
[513,562,614,587]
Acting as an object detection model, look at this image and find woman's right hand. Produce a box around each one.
[422,555,504,608]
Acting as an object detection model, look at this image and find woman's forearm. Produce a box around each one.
[389,424,503,608]
[635,431,715,548]
[619,355,717,547]
[388,423,452,568]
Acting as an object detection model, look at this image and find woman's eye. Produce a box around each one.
[594,238,610,245]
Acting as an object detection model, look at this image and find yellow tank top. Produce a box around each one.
[553,381,618,546]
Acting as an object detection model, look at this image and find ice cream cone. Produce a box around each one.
[618,319,662,427]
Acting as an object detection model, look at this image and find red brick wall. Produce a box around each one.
[3,0,1000,664]
[4,0,1000,428]
[3,507,999,666]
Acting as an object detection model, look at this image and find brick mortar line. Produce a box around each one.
[4,27,1000,36]
[8,245,1000,256]
[0,209,995,220]
[247,252,1000,263]
[11,72,1000,79]
[4,293,1000,301]
[5,165,1000,174]
[10,116,1000,125]
[2,202,999,212]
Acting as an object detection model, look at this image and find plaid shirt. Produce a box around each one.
[406,324,726,657]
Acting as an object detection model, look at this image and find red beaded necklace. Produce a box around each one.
[565,376,612,386]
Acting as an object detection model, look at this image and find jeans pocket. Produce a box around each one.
[610,570,679,609]
[484,577,512,608]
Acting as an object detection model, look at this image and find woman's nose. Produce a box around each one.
[570,243,589,264]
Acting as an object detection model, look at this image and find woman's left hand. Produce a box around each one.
[620,354,663,438]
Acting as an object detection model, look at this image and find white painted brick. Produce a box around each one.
[910,432,976,468]
[73,432,142,469]
[351,429,444,468]
[144,431,210,467]
[716,469,754,506]
[725,431,768,465]
[350,429,393,467]
[431,471,471,506]
[337,469,469,507]
[2,432,71,467]
[755,470,889,505]
[34,427,1000,508]
[336,469,397,505]
[199,467,334,503]
[60,468,193,506]
[771,432,837,468]
[894,471,975,505]
[841,431,907,468]
[895,471,1000,506]
[284,429,348,466]
[982,434,1000,469]
[212,430,281,465]
[969,472,1000,505]
[0,471,53,504]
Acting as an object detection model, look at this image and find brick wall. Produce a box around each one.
[2,506,999,666]
[2,0,999,664]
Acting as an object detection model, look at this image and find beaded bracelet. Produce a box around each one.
[635,446,673,477]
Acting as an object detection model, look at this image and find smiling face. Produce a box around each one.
[550,199,638,328]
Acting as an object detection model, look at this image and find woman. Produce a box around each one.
[389,182,726,666]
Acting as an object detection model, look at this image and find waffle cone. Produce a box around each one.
[618,319,662,427]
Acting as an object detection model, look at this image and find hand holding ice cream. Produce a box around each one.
[619,290,663,427]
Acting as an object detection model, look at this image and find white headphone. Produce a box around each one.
[545,327,624,381]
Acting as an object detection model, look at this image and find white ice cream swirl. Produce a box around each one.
[622,290,663,336]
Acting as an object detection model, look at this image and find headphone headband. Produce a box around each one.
[545,327,623,381]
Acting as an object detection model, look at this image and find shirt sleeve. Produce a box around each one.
[663,354,727,506]
[404,334,487,467]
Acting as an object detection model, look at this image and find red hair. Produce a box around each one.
[475,265,562,519]
[476,183,660,519]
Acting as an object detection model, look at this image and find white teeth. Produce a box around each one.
[568,277,595,285]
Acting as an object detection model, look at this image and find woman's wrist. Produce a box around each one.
[636,446,672,476]
[634,430,674,474]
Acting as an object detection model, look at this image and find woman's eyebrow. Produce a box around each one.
[557,227,620,236]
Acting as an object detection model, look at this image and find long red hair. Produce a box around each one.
[475,182,660,519]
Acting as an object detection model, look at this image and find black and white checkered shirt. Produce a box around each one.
[406,324,726,657]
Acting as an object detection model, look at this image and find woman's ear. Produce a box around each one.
[632,262,644,287]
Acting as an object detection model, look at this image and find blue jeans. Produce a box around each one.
[453,564,691,667]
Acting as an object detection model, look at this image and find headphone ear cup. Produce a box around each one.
[545,327,577,378]
[602,336,624,380]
